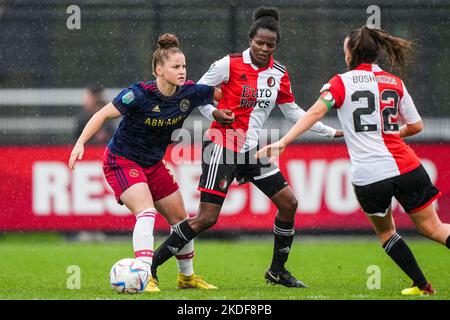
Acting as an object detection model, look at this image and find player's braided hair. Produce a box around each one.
[346,26,413,74]
[152,33,183,76]
[248,7,281,43]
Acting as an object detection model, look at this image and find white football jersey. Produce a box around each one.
[198,48,336,152]
[326,64,422,186]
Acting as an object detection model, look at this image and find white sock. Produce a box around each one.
[133,208,156,268]
[171,221,194,276]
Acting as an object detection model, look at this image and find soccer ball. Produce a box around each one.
[109,258,149,294]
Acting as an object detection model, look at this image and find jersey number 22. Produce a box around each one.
[352,90,399,133]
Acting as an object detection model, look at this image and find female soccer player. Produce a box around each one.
[68,33,232,292]
[150,7,342,288]
[256,26,450,295]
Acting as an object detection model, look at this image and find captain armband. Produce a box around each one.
[318,84,335,110]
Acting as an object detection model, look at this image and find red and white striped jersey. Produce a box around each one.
[325,63,422,186]
[198,48,336,152]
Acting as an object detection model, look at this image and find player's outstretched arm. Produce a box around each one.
[282,99,329,144]
[256,99,329,159]
[68,103,121,171]
[279,102,342,138]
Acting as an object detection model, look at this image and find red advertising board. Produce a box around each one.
[1,144,449,231]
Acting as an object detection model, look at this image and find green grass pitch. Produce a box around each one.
[0,233,448,300]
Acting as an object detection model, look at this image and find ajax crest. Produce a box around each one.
[180,99,190,112]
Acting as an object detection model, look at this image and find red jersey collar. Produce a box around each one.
[243,48,274,69]
[354,63,381,71]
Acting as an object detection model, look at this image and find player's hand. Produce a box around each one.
[255,141,287,164]
[212,109,235,125]
[334,130,344,138]
[68,143,84,171]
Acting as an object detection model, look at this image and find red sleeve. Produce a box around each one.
[276,71,295,104]
[327,75,345,108]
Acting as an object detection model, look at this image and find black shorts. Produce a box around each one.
[353,165,441,216]
[198,141,289,205]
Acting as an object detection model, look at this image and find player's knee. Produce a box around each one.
[277,197,298,215]
[291,198,299,212]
